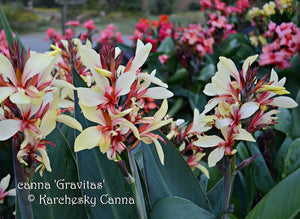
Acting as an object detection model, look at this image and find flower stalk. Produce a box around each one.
[222,156,233,219]
[127,147,147,219]
[12,135,33,219]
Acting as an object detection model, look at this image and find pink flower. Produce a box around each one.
[83,19,96,31]
[65,20,80,27]
[158,54,169,64]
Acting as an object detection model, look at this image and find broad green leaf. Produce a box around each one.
[0,5,26,55]
[231,171,248,218]
[291,91,300,138]
[30,127,87,218]
[141,134,211,212]
[207,178,224,217]
[274,108,292,134]
[251,142,274,195]
[282,138,300,178]
[157,37,174,54]
[151,197,215,219]
[197,63,215,81]
[246,168,300,219]
[274,136,293,178]
[236,142,256,212]
[167,68,188,84]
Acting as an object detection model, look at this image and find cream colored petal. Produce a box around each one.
[211,75,230,95]
[203,97,225,114]
[141,87,174,99]
[130,39,152,71]
[22,53,57,84]
[74,126,102,152]
[140,119,172,135]
[9,90,30,104]
[208,147,225,167]
[0,119,22,141]
[115,47,121,59]
[154,99,168,121]
[78,43,101,69]
[116,70,136,96]
[219,56,240,81]
[0,87,16,103]
[193,135,225,148]
[196,164,210,178]
[0,174,11,191]
[270,96,298,108]
[270,69,279,83]
[120,119,140,139]
[36,147,52,172]
[216,118,232,129]
[99,134,111,153]
[56,114,82,132]
[239,102,259,119]
[77,87,108,107]
[79,103,105,125]
[242,54,258,78]
[7,188,16,196]
[137,71,168,88]
[0,53,17,85]
[40,109,57,137]
[91,69,110,91]
[51,79,76,90]
[234,129,255,142]
[203,83,216,96]
[152,137,164,165]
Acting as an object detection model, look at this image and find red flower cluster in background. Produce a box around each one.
[200,0,251,15]
[259,21,300,69]
[130,15,175,52]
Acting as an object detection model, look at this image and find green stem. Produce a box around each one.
[127,148,147,219]
[12,136,34,219]
[222,156,232,219]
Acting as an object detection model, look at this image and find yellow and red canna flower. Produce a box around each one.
[0,49,60,105]
[194,127,255,167]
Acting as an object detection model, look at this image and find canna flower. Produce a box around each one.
[137,99,172,164]
[263,1,276,16]
[74,104,140,160]
[0,50,60,106]
[186,152,209,178]
[194,127,255,167]
[0,174,16,204]
[75,40,173,164]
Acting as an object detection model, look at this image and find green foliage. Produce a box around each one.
[151,197,215,219]
[246,168,300,219]
[149,0,177,14]
[140,134,211,211]
[0,3,39,32]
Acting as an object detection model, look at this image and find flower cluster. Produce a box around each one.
[275,0,294,14]
[74,40,173,164]
[177,23,214,60]
[0,30,13,58]
[200,0,250,15]
[168,55,297,168]
[0,43,82,176]
[98,24,123,45]
[44,19,97,45]
[259,21,300,69]
[130,15,175,52]
[206,13,236,45]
